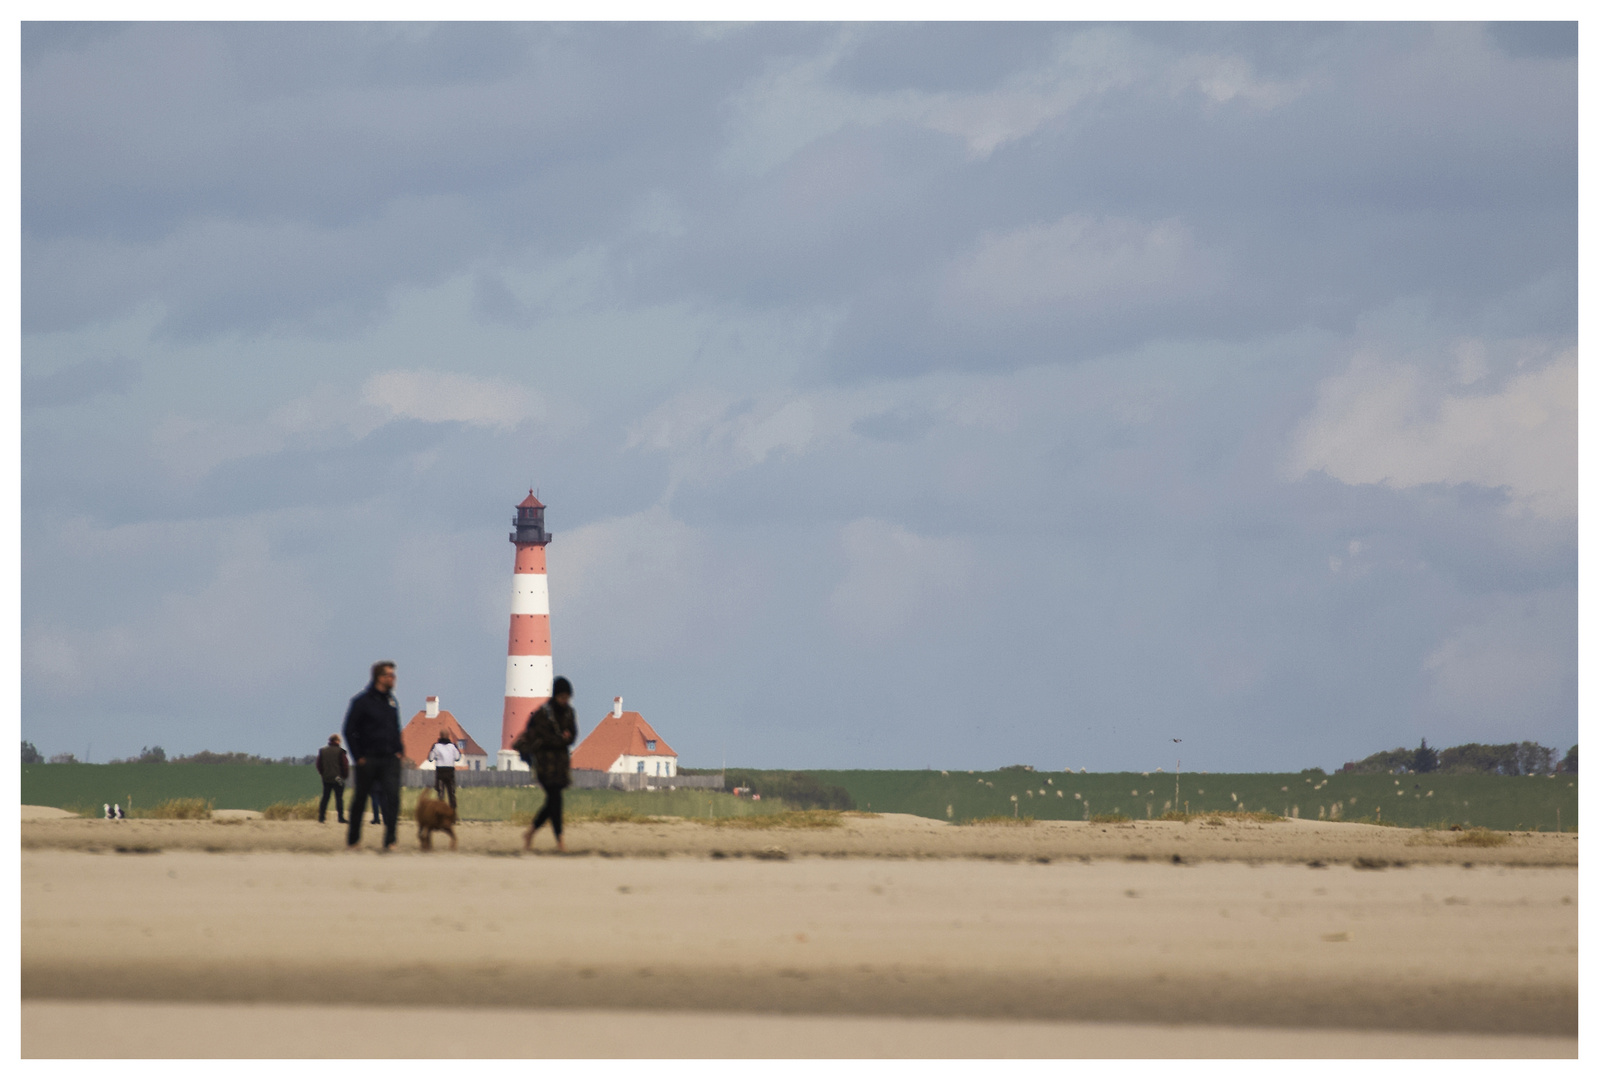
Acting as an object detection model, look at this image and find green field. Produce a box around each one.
[22,763,324,815]
[776,768,1578,832]
[21,764,791,821]
[21,763,1579,831]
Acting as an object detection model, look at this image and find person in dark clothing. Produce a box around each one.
[316,734,350,824]
[343,660,404,850]
[518,676,577,853]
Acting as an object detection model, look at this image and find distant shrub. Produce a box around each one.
[171,750,314,766]
[261,799,319,820]
[136,797,213,819]
[1090,812,1130,824]
[110,746,168,765]
[1455,827,1508,847]
[959,815,1035,826]
[21,741,42,764]
[48,752,79,765]
[1343,741,1557,776]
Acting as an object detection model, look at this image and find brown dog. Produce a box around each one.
[415,789,458,851]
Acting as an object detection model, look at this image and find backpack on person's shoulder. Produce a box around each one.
[511,705,546,764]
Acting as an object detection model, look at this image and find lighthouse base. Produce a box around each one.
[497,750,531,772]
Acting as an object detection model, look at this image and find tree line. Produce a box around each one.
[1340,740,1576,776]
[20,741,314,767]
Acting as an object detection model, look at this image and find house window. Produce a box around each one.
[636,761,645,774]
[646,740,656,751]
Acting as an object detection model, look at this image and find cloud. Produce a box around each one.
[362,369,542,430]
[22,530,330,700]
[22,356,140,408]
[828,518,973,644]
[1422,590,1574,741]
[945,214,1217,313]
[19,24,1577,767]
[1286,343,1575,520]
[1169,52,1305,108]
[625,389,839,492]
[549,505,757,661]
[720,27,1304,173]
[148,369,544,481]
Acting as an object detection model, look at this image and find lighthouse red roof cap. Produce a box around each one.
[517,491,545,509]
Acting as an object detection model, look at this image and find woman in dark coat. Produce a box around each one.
[519,676,578,853]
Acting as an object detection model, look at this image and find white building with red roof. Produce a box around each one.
[401,696,490,771]
[571,697,678,779]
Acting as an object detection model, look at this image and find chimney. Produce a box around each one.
[426,696,439,719]
[612,696,623,719]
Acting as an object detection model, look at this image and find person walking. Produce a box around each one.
[316,734,350,823]
[343,660,404,851]
[428,732,462,810]
[517,676,577,853]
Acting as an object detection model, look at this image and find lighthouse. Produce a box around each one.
[498,489,553,771]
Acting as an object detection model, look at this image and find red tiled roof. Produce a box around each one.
[401,709,489,767]
[517,490,545,509]
[571,711,677,772]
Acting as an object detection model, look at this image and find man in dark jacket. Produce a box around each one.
[316,734,350,823]
[520,676,577,853]
[343,660,404,850]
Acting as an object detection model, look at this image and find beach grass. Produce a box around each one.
[131,797,213,820]
[261,798,319,820]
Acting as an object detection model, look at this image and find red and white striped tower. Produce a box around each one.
[498,490,553,770]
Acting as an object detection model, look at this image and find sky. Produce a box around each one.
[19,21,1577,772]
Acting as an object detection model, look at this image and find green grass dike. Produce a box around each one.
[21,763,1578,832]
[751,768,1578,833]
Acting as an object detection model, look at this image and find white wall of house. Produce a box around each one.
[419,749,488,771]
[607,754,677,777]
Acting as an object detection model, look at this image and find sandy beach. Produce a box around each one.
[21,811,1576,1057]
[20,808,1578,865]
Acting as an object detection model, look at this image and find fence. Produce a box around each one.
[401,768,529,789]
[402,767,724,792]
[570,770,725,792]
